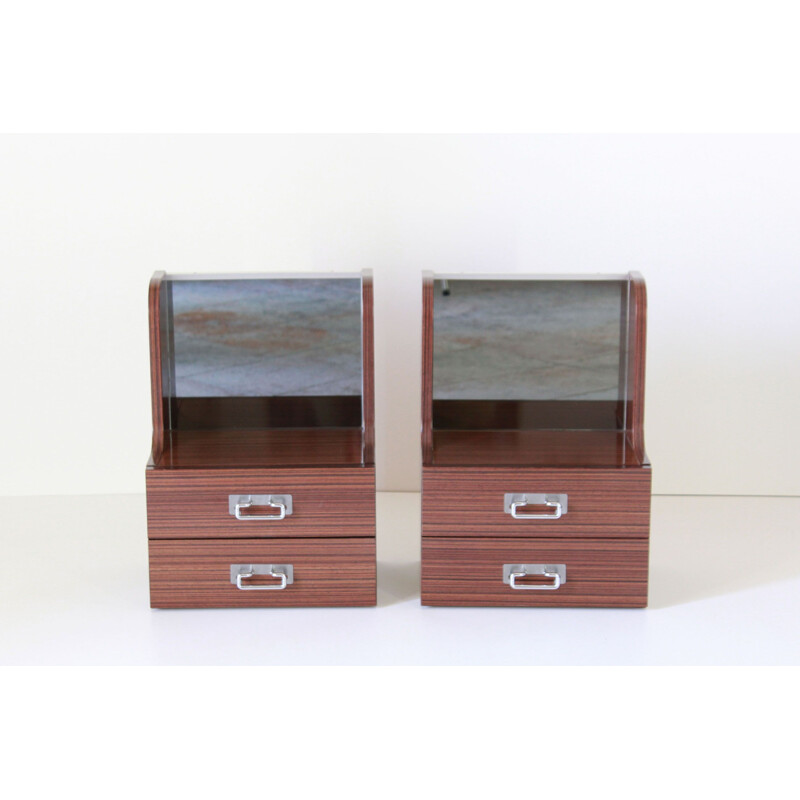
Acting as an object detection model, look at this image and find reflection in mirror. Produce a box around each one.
[433,279,627,431]
[170,278,362,398]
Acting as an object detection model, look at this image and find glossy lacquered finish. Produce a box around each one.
[155,429,365,469]
[430,430,640,467]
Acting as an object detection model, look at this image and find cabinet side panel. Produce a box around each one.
[148,272,166,462]
[362,270,375,465]
[627,272,648,464]
[421,273,434,465]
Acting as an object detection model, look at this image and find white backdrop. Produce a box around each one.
[1,134,798,496]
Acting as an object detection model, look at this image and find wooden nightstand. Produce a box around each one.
[146,271,376,608]
[421,273,651,607]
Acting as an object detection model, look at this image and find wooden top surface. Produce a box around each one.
[152,428,366,469]
[430,429,645,468]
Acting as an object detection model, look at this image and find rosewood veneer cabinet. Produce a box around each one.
[421,273,651,607]
[146,272,376,608]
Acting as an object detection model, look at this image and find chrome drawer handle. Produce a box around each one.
[503,564,567,590]
[230,564,294,591]
[512,499,561,520]
[504,493,568,519]
[228,494,293,521]
[239,570,285,590]
[236,499,285,521]
[510,570,560,590]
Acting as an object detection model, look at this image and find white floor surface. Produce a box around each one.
[1,493,798,665]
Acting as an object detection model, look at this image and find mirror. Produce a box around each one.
[169,278,362,398]
[433,278,627,430]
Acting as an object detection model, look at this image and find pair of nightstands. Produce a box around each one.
[146,271,650,609]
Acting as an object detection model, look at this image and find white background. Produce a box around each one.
[1,134,798,497]
[1,3,799,794]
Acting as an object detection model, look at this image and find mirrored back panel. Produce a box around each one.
[432,277,629,431]
[160,276,363,430]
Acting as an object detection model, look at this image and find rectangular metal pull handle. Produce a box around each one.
[510,569,560,590]
[230,564,294,591]
[229,494,293,521]
[503,564,566,590]
[504,493,568,520]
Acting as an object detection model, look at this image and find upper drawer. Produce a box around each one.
[146,466,375,539]
[422,466,650,538]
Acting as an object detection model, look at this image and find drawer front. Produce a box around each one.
[423,466,650,538]
[146,467,375,539]
[149,537,376,608]
[421,537,648,607]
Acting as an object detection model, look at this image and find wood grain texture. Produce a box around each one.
[431,429,641,467]
[361,269,375,465]
[154,428,365,469]
[149,537,376,608]
[421,536,648,607]
[422,466,651,538]
[147,466,375,539]
[148,271,166,463]
[626,272,648,465]
[421,272,434,465]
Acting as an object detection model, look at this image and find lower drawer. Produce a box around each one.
[149,538,376,608]
[421,537,648,608]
